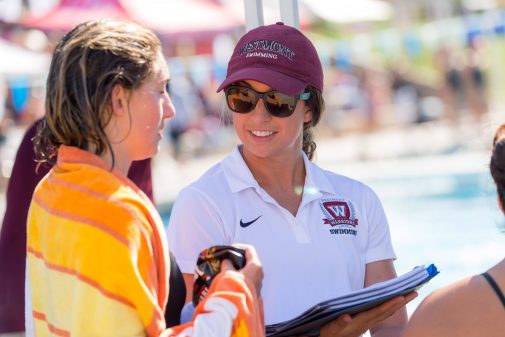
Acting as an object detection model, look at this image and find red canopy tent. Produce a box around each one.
[20,0,244,55]
[21,0,130,31]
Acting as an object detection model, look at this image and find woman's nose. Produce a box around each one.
[164,96,176,119]
[250,98,271,120]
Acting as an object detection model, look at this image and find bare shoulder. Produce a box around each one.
[402,272,505,337]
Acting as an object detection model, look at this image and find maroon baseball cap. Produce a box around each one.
[217,22,323,96]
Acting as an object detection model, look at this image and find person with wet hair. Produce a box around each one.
[401,125,505,337]
[25,19,264,337]
[0,118,153,336]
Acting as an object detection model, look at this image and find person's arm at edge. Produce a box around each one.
[400,274,489,337]
[399,291,442,337]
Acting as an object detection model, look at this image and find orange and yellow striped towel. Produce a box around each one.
[27,145,264,337]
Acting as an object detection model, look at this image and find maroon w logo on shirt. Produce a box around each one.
[321,201,358,227]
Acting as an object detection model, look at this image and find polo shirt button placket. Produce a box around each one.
[282,209,310,244]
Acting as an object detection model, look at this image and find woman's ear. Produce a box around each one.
[111,84,127,115]
[304,108,313,125]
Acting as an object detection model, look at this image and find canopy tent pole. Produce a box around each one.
[244,0,264,31]
[243,0,300,31]
[279,0,300,29]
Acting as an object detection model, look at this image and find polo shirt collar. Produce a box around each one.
[222,146,335,196]
[303,154,336,196]
[222,146,261,193]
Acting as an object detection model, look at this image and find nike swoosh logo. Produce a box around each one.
[240,215,262,228]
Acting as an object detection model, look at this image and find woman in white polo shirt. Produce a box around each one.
[167,22,416,337]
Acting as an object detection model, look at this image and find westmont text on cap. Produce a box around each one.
[217,22,323,96]
[239,39,295,60]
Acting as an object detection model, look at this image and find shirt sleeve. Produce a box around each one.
[363,186,396,263]
[167,186,230,273]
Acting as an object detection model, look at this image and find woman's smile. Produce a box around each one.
[249,130,275,138]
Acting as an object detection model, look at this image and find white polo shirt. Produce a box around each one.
[167,146,396,325]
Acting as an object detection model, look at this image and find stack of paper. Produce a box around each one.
[265,264,439,337]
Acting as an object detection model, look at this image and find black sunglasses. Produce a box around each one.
[224,85,311,118]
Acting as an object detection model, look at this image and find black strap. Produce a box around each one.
[165,251,187,327]
[481,272,505,308]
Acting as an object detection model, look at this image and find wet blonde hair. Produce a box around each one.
[34,19,161,165]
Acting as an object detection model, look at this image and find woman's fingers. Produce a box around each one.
[217,244,264,295]
[319,292,418,337]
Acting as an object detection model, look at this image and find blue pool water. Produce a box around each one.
[369,171,505,314]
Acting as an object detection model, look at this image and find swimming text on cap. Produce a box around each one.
[238,39,294,61]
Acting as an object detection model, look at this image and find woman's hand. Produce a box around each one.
[319,291,418,337]
[221,244,263,295]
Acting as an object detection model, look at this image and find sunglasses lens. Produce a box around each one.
[265,92,297,117]
[226,87,256,113]
[225,86,299,117]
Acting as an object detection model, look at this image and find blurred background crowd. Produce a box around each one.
[0,0,504,182]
